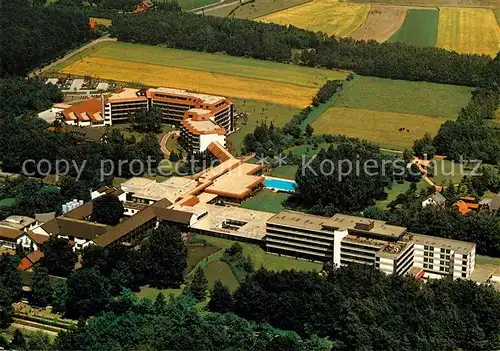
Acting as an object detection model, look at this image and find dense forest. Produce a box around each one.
[109,11,493,86]
[0,114,163,188]
[0,78,62,119]
[53,293,328,350]
[229,265,500,350]
[0,2,92,77]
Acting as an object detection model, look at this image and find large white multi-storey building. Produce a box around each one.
[264,210,476,280]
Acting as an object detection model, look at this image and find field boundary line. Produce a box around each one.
[29,35,116,77]
[344,4,372,36]
[77,52,336,89]
[253,0,314,19]
[300,75,362,128]
[347,1,497,9]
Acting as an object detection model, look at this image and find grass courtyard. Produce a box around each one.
[197,234,322,272]
[203,260,239,292]
[376,180,431,209]
[240,189,290,213]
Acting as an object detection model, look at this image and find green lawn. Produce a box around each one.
[476,255,500,266]
[270,165,299,180]
[52,42,347,88]
[428,160,469,186]
[331,76,471,119]
[112,124,174,142]
[228,98,301,154]
[205,0,311,19]
[186,245,220,273]
[388,9,439,47]
[197,234,322,271]
[241,189,290,213]
[376,180,430,209]
[285,143,331,157]
[203,260,239,292]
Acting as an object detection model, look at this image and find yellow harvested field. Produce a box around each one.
[257,0,370,37]
[61,57,316,108]
[311,107,449,148]
[436,8,500,57]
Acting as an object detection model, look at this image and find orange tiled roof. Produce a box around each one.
[26,231,50,245]
[18,250,45,271]
[61,99,104,123]
[18,257,32,271]
[453,200,471,215]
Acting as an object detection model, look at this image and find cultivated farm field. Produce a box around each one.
[311,107,449,148]
[54,42,346,87]
[257,0,370,37]
[62,57,316,108]
[388,9,438,47]
[310,76,472,148]
[331,77,472,118]
[204,0,311,19]
[436,8,500,57]
[349,5,407,42]
[57,42,347,108]
[347,0,499,7]
[169,0,218,10]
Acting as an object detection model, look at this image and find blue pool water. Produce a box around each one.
[264,178,296,192]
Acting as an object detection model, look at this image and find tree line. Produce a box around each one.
[0,2,92,77]
[107,10,496,87]
[53,292,328,350]
[225,265,500,351]
[0,78,63,119]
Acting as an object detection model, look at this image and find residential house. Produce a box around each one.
[422,192,446,208]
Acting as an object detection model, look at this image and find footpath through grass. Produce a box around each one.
[389,9,439,47]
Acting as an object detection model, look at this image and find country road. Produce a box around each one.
[28,35,117,77]
[192,0,240,14]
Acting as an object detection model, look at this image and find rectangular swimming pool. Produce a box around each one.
[264,177,296,192]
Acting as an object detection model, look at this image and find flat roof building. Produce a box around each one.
[264,210,476,280]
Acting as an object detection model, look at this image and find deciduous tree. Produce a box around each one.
[140,224,187,288]
[91,194,124,225]
[41,237,77,277]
